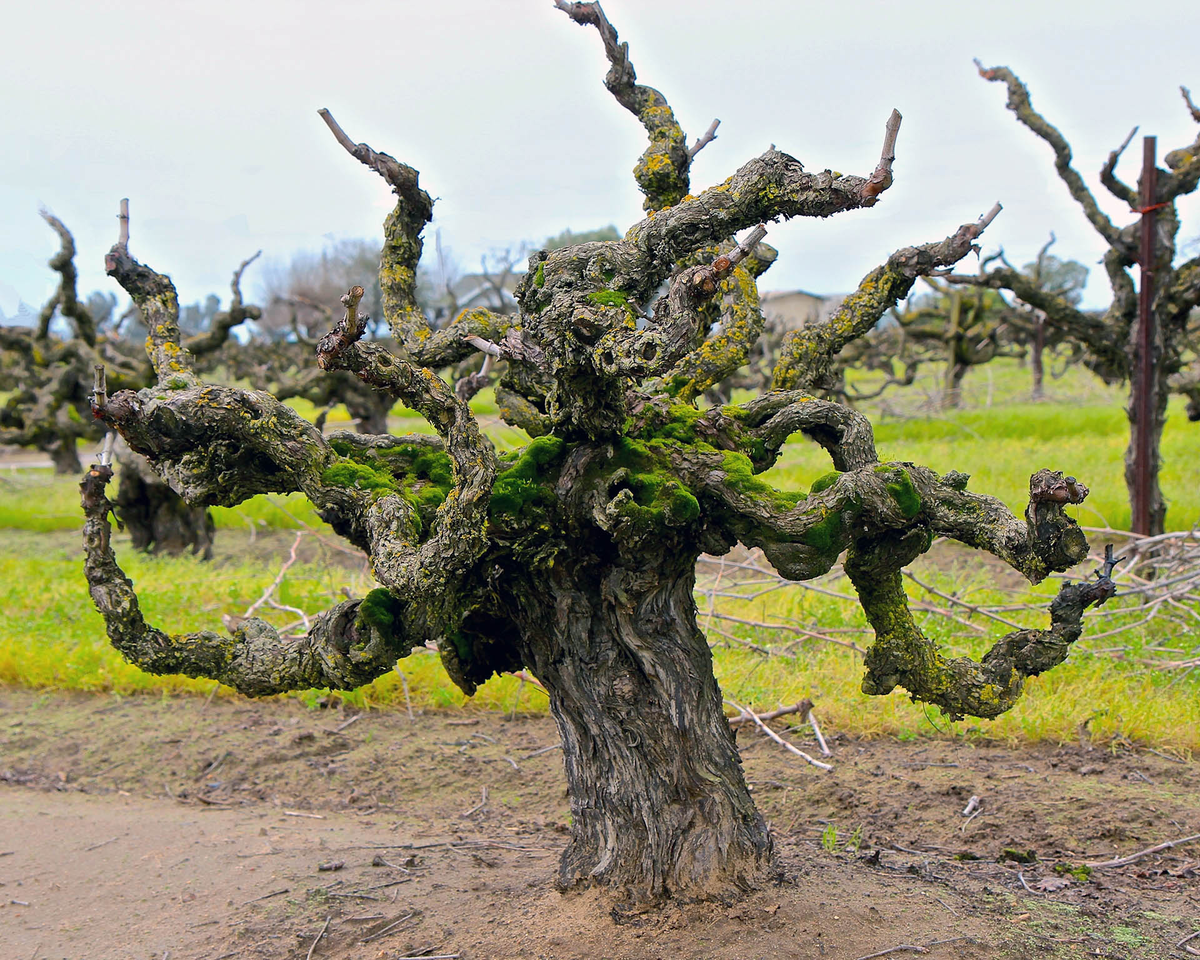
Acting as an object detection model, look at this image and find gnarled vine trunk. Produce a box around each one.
[510,552,772,898]
[80,5,1121,905]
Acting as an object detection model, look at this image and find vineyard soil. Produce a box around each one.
[1,688,1197,959]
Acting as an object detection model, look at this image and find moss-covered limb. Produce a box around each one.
[81,464,419,696]
[688,458,927,582]
[104,200,197,387]
[37,211,96,346]
[621,148,899,296]
[554,1,692,212]
[95,383,334,507]
[845,532,1115,721]
[494,385,550,436]
[716,391,878,473]
[691,455,1088,590]
[318,109,433,348]
[326,430,443,453]
[975,61,1129,252]
[183,251,263,357]
[1160,90,1200,202]
[944,265,1130,382]
[406,306,516,369]
[923,468,1091,584]
[315,290,498,596]
[662,241,777,402]
[772,205,1001,393]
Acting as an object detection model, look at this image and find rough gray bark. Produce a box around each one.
[80,10,1115,902]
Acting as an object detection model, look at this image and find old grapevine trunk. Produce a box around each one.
[509,551,773,895]
[84,6,1121,904]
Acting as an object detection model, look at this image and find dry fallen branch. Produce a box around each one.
[725,698,833,771]
[1085,832,1200,869]
[727,699,812,728]
[305,916,331,960]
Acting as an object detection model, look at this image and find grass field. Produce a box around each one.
[1,361,1197,750]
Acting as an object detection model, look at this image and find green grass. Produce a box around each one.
[1,361,1197,748]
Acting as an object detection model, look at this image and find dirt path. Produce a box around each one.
[2,687,1198,959]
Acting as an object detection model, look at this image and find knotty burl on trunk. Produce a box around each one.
[82,5,1114,900]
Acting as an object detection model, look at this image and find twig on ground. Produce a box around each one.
[462,786,489,818]
[808,708,831,756]
[193,751,229,782]
[1178,930,1200,956]
[284,810,325,819]
[202,680,221,709]
[371,854,411,872]
[395,665,416,722]
[509,674,526,719]
[1085,832,1200,868]
[305,916,331,960]
[392,954,459,960]
[854,938,971,960]
[724,699,833,771]
[84,836,119,852]
[241,531,306,621]
[523,743,562,759]
[334,714,361,733]
[727,699,811,728]
[243,887,289,904]
[359,912,417,944]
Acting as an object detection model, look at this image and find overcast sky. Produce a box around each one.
[3,0,1199,319]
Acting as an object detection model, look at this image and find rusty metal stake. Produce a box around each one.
[1133,136,1158,535]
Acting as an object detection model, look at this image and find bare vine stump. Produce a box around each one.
[49,437,83,474]
[115,449,215,559]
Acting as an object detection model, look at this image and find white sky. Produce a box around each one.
[3,0,1199,318]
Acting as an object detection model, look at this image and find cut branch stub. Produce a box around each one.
[316,285,368,369]
[861,109,902,202]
